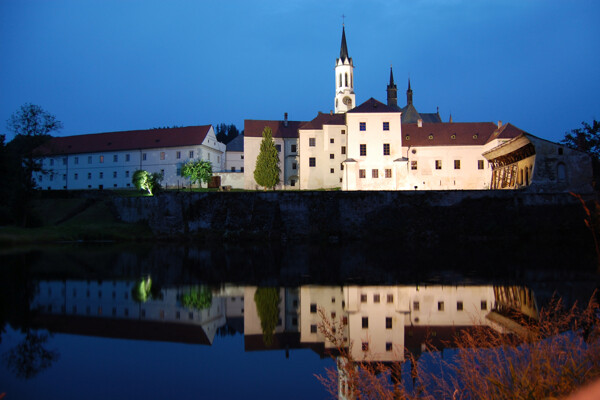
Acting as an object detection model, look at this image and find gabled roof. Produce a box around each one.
[244,119,306,139]
[299,112,346,130]
[485,123,527,143]
[402,122,499,146]
[226,134,244,152]
[33,125,212,156]
[347,97,399,114]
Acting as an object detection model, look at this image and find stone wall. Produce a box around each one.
[111,191,595,246]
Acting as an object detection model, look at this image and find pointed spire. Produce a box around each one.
[387,65,398,108]
[339,25,349,62]
[407,78,413,106]
[389,65,395,86]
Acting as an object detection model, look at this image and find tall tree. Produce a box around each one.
[7,103,63,138]
[215,123,241,144]
[181,160,212,189]
[132,170,163,195]
[561,119,600,159]
[253,127,280,190]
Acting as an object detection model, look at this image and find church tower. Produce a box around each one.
[386,66,397,108]
[334,26,355,114]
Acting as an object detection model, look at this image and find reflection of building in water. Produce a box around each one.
[300,285,538,362]
[32,280,226,344]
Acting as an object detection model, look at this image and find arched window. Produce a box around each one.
[351,73,353,88]
[345,73,348,87]
[525,167,529,185]
[339,74,342,87]
[519,169,524,185]
[557,163,566,182]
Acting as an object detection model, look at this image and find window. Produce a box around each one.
[411,161,418,170]
[386,317,392,329]
[311,324,317,333]
[386,342,393,352]
[435,160,442,170]
[372,169,378,178]
[374,294,380,303]
[160,169,164,176]
[341,163,344,171]
[454,160,461,169]
[87,172,91,180]
[125,171,129,178]
[360,144,367,156]
[330,153,334,159]
[292,163,297,170]
[457,301,464,311]
[330,168,334,173]
[359,122,366,131]
[291,144,297,152]
[331,297,336,303]
[290,179,296,186]
[359,169,366,178]
[341,129,346,135]
[309,138,316,147]
[189,150,194,158]
[160,152,165,160]
[481,300,487,310]
[275,144,281,152]
[383,143,390,155]
[126,154,130,162]
[99,172,103,179]
[176,151,181,159]
[88,156,92,164]
[360,294,367,303]
[385,169,392,178]
[62,174,66,181]
[241,167,244,172]
[142,153,147,161]
[405,135,410,141]
[340,146,346,155]
[231,167,236,172]
[241,155,244,159]
[428,134,434,140]
[310,303,317,313]
[208,153,210,160]
[558,147,564,155]
[478,160,485,170]
[438,301,445,311]
[113,155,118,162]
[362,342,369,351]
[362,317,369,328]
[113,171,117,178]
[387,294,393,303]
[413,301,420,311]
[309,157,316,167]
[99,155,104,163]
[74,173,78,180]
[383,122,389,131]
[74,156,79,165]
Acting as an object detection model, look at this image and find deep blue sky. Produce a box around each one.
[1,0,598,143]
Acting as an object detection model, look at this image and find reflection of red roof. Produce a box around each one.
[402,122,526,147]
[300,112,346,130]
[33,125,212,156]
[32,314,211,345]
[244,120,306,139]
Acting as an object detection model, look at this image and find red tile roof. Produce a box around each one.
[299,112,346,130]
[33,125,212,156]
[244,119,306,139]
[402,122,525,147]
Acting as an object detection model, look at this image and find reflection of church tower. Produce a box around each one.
[334,25,355,114]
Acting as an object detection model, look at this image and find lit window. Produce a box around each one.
[160,152,165,160]
[454,160,461,169]
[359,169,366,178]
[309,157,316,167]
[411,161,418,170]
[383,122,389,131]
[360,144,367,156]
[359,122,366,131]
[383,143,390,155]
[309,138,316,147]
[99,155,104,163]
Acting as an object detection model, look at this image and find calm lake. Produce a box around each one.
[1,242,598,399]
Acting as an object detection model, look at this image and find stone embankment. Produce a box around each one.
[111,191,594,244]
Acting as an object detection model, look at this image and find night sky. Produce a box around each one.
[1,0,598,143]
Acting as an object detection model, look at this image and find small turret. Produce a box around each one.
[407,78,413,106]
[387,66,398,108]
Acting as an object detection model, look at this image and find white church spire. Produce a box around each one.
[334,25,355,114]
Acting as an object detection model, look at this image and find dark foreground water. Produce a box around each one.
[0,242,598,399]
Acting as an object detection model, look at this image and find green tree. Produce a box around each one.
[181,160,212,189]
[181,286,213,310]
[215,123,240,144]
[132,170,162,195]
[253,127,280,190]
[562,119,600,159]
[254,287,280,346]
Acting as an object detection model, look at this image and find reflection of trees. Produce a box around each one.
[2,330,59,379]
[254,287,280,347]
[181,286,213,310]
[131,276,163,303]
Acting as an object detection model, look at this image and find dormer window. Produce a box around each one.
[451,134,456,140]
[405,135,410,140]
[428,134,434,140]
[473,134,479,139]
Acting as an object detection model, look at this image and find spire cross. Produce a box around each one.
[342,14,346,26]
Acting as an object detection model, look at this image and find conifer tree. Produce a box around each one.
[253,127,280,189]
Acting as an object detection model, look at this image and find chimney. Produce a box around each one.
[497,120,502,129]
[284,112,288,127]
[330,110,333,115]
[417,118,423,128]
